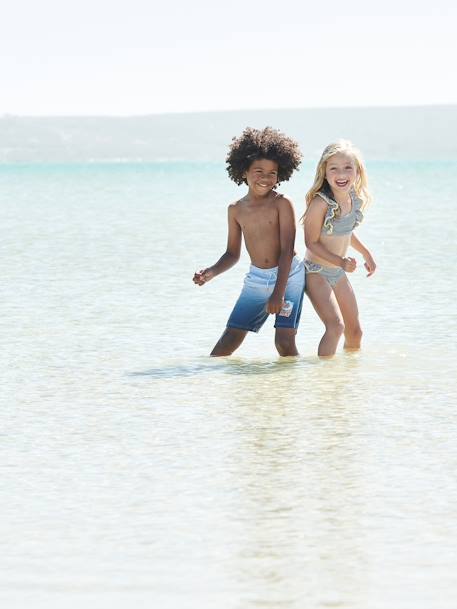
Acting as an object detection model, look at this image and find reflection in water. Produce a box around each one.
[222,357,369,608]
[129,355,310,380]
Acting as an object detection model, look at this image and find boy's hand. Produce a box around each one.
[266,292,284,315]
[341,257,357,272]
[193,268,214,286]
[364,254,377,277]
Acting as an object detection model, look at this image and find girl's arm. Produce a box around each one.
[304,198,355,270]
[193,203,242,285]
[351,233,376,276]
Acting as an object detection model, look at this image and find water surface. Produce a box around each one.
[2,160,456,608]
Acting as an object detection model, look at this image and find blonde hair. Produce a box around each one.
[301,140,372,222]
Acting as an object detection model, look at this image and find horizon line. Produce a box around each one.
[1,102,457,120]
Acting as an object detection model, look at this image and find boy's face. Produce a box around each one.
[325,153,358,195]
[243,159,279,196]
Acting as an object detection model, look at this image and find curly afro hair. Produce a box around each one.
[226,126,302,186]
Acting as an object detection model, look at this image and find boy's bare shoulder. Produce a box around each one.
[275,191,292,203]
[227,196,248,214]
[274,192,295,210]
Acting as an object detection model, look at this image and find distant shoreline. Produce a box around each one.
[1,106,456,163]
[2,102,456,119]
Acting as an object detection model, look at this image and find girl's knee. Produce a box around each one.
[354,326,363,341]
[325,318,345,337]
[345,325,363,344]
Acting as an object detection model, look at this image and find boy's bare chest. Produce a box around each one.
[237,204,278,233]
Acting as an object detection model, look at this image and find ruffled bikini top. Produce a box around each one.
[317,187,363,236]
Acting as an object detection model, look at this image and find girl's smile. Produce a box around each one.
[325,152,358,195]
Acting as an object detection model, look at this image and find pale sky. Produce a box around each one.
[2,0,457,115]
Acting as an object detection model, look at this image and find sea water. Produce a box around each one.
[2,157,457,608]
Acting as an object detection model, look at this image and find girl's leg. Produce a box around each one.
[275,328,299,357]
[333,277,363,350]
[306,274,345,356]
[210,328,247,356]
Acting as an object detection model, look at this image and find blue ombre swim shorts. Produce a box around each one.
[227,256,305,333]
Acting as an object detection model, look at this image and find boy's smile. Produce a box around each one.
[244,159,279,196]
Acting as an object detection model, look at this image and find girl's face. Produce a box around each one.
[325,152,358,195]
[244,159,279,196]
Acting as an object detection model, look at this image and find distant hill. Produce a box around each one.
[1,106,456,162]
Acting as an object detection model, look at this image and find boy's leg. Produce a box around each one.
[274,258,305,357]
[210,328,247,357]
[306,274,344,356]
[333,277,362,350]
[217,267,270,357]
[274,328,299,356]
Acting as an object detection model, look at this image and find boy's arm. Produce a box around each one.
[267,197,296,314]
[304,198,356,271]
[351,233,376,276]
[193,204,242,286]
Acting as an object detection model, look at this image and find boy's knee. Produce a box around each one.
[210,328,246,356]
[275,332,298,357]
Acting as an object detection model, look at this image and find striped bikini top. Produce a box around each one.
[317,188,363,236]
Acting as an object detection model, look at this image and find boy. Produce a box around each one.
[193,127,305,357]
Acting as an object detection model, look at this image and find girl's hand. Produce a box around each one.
[193,268,214,285]
[364,254,377,277]
[341,257,357,272]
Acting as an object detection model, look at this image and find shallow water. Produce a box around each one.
[2,161,457,608]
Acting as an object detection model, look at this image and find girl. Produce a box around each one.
[302,140,376,356]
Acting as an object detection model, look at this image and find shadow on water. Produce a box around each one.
[128,355,320,380]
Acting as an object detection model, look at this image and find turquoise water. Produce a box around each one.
[2,161,457,608]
